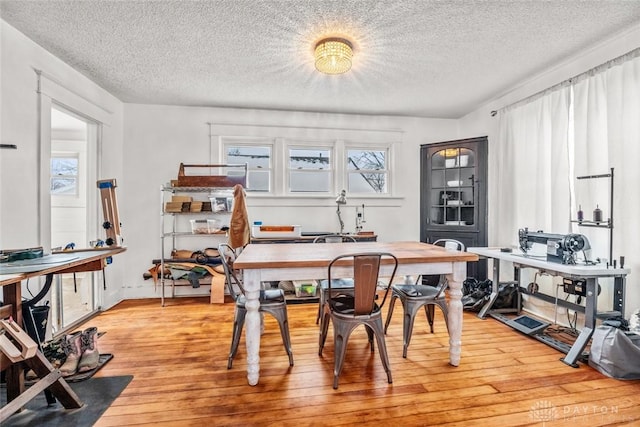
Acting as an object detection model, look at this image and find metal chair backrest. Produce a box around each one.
[218,243,246,301]
[328,252,398,315]
[313,234,357,243]
[431,239,465,298]
[432,238,465,251]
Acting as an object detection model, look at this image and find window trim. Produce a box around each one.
[218,136,396,198]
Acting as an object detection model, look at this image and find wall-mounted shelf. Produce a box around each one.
[570,219,612,229]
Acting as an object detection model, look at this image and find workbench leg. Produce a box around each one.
[561,277,597,367]
[3,282,25,403]
[478,258,500,319]
[613,276,625,315]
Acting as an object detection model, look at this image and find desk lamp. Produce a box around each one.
[335,189,347,235]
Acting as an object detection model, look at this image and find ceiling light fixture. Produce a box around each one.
[315,38,353,75]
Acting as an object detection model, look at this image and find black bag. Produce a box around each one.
[461,278,492,312]
[461,278,519,311]
[494,282,519,309]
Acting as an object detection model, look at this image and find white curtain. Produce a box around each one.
[573,52,640,316]
[491,86,571,248]
[494,50,640,317]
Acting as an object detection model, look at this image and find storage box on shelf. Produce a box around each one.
[293,280,318,298]
[251,225,302,238]
[189,219,222,234]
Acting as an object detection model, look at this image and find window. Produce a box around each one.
[347,149,388,193]
[219,136,394,197]
[50,155,79,195]
[288,147,331,193]
[225,144,271,192]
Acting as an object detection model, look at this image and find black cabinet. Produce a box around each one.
[421,136,488,281]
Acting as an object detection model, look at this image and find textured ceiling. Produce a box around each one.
[2,0,640,118]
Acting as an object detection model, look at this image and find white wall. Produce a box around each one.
[0,21,126,309]
[3,15,637,321]
[121,104,459,298]
[458,23,640,320]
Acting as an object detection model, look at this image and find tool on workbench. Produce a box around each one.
[97,179,123,246]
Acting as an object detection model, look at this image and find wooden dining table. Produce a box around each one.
[232,240,479,385]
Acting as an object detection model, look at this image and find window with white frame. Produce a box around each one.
[346,148,388,194]
[50,154,79,196]
[224,143,272,192]
[288,147,332,193]
[220,136,394,196]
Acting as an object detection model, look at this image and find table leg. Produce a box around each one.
[2,281,22,324]
[446,262,466,366]
[243,269,261,385]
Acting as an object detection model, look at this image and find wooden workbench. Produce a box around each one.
[0,247,125,415]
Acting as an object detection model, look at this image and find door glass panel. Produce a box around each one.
[52,273,93,329]
[430,147,476,226]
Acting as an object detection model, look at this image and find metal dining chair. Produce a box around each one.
[313,234,357,325]
[218,243,294,369]
[384,239,465,358]
[319,252,398,389]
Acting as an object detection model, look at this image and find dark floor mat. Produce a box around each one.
[1,374,133,427]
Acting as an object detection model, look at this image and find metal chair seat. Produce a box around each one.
[316,278,354,323]
[328,294,382,316]
[235,289,286,306]
[219,244,293,369]
[384,284,449,358]
[384,239,464,358]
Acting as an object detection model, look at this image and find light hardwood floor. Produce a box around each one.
[84,297,640,426]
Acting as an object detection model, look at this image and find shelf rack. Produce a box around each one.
[159,185,235,306]
[571,167,614,262]
[158,163,247,307]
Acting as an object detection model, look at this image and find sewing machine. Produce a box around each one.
[518,228,592,265]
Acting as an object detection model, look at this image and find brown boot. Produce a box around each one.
[59,331,83,377]
[77,327,100,373]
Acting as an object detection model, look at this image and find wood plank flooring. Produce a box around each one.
[81,297,640,426]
